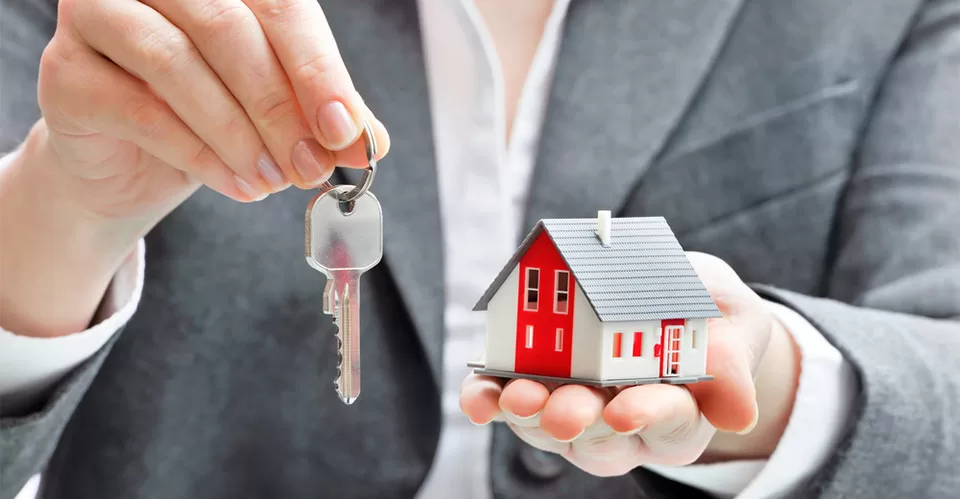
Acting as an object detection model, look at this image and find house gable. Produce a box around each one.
[473,221,550,312]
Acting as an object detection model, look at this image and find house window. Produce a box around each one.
[612,332,623,358]
[692,329,697,349]
[525,325,534,349]
[524,268,540,311]
[555,328,564,351]
[554,270,570,314]
[632,332,643,357]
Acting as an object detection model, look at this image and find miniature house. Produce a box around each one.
[470,212,721,386]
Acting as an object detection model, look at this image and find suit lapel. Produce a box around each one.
[320,0,445,381]
[523,0,745,231]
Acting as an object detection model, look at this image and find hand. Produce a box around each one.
[0,0,391,337]
[460,252,800,476]
[36,0,389,219]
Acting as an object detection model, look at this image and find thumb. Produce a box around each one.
[687,328,759,434]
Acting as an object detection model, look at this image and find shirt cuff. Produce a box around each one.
[644,300,857,498]
[0,238,145,414]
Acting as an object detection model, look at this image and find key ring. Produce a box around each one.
[321,120,378,204]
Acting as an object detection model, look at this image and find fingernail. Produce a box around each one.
[292,139,333,186]
[256,152,286,190]
[317,101,359,149]
[615,424,647,436]
[469,411,502,426]
[737,405,760,435]
[554,429,585,443]
[503,411,541,428]
[234,175,266,201]
[509,411,540,421]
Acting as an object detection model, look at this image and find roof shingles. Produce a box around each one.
[473,216,721,322]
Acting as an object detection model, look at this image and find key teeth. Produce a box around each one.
[333,325,345,400]
[323,280,358,406]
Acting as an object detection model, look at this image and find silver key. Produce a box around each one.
[305,120,382,405]
[306,185,383,404]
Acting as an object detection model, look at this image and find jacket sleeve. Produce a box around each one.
[754,1,960,497]
[0,0,53,154]
[0,2,126,499]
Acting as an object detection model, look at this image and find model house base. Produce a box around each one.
[471,212,722,387]
[470,364,713,388]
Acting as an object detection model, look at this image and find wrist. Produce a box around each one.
[0,121,143,337]
[702,316,801,461]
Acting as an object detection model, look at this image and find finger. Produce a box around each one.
[686,327,759,433]
[244,0,368,152]
[70,0,280,199]
[567,424,642,476]
[327,102,391,169]
[604,384,700,435]
[540,385,610,442]
[603,384,711,465]
[39,34,246,201]
[459,375,505,425]
[137,0,329,188]
[498,379,550,427]
[507,422,571,456]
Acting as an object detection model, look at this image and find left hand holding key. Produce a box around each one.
[459,252,801,476]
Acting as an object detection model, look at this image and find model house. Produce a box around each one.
[470,212,721,386]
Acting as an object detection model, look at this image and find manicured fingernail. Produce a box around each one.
[503,411,541,428]
[510,411,540,420]
[737,405,760,435]
[554,428,585,443]
[615,424,647,436]
[292,139,333,186]
[234,175,266,201]
[469,411,502,426]
[256,152,286,189]
[317,101,359,149]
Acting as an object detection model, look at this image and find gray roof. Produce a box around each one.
[473,216,721,322]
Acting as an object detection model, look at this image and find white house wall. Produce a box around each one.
[600,320,660,380]
[484,266,519,372]
[682,319,708,377]
[569,285,602,379]
[599,318,709,381]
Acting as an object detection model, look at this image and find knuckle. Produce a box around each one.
[136,27,198,74]
[57,0,82,27]
[213,111,256,155]
[37,38,86,120]
[246,0,300,22]
[124,98,166,139]
[37,42,66,107]
[292,51,341,86]
[186,142,222,177]
[194,0,251,41]
[251,85,297,125]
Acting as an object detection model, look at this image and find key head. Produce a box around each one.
[306,185,384,275]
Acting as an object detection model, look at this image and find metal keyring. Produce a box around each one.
[322,120,378,204]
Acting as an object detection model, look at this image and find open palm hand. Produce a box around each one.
[460,252,778,476]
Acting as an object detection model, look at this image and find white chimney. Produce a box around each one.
[596,210,611,247]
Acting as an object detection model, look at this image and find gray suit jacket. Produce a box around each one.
[2,1,959,498]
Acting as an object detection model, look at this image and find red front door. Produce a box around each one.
[659,319,685,377]
[514,232,575,377]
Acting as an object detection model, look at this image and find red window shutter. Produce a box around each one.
[632,332,643,357]
[613,332,623,358]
